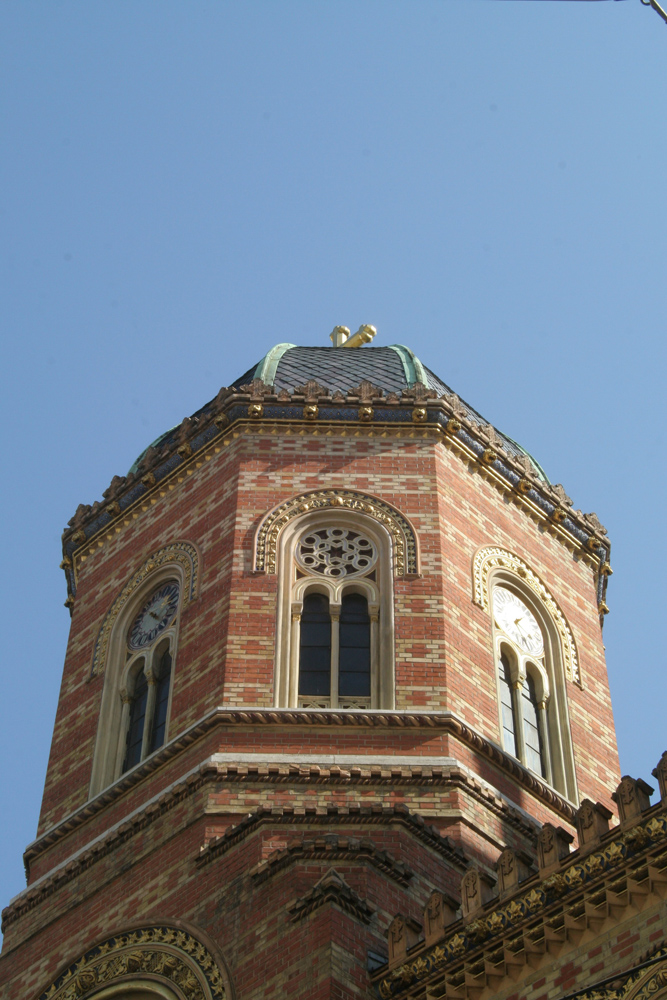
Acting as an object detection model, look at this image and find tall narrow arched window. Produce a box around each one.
[123,663,149,772]
[90,578,181,796]
[521,672,545,777]
[299,593,332,699]
[149,643,173,754]
[117,585,179,775]
[296,589,372,709]
[490,582,575,799]
[498,651,518,759]
[339,593,371,699]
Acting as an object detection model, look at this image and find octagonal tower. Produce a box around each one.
[1,329,627,1000]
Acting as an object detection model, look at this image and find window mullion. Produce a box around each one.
[330,608,340,708]
[513,664,527,763]
[141,658,157,760]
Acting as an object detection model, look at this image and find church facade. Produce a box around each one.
[1,327,665,1000]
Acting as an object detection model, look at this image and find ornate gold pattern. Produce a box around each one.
[472,546,580,686]
[38,924,227,1000]
[254,490,419,577]
[90,541,199,676]
[374,814,667,998]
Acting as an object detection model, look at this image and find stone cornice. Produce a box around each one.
[371,807,667,999]
[196,803,468,873]
[248,833,414,886]
[22,708,564,878]
[60,381,611,615]
[4,797,464,936]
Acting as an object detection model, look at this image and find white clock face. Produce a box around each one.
[492,587,544,656]
[128,583,180,650]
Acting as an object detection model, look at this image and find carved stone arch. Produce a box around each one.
[253,489,420,577]
[36,922,233,1000]
[625,958,667,1000]
[472,546,581,687]
[91,541,200,677]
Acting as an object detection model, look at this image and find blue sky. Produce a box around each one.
[1,1,665,920]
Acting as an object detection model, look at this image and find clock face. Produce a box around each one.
[492,587,544,656]
[128,582,180,650]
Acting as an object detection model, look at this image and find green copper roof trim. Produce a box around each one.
[254,343,297,387]
[387,344,428,387]
[502,433,550,484]
[128,426,177,476]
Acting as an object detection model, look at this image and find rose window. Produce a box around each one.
[296,528,377,578]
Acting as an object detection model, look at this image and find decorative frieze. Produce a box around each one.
[371,799,667,999]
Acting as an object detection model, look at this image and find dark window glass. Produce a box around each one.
[339,593,371,697]
[299,593,331,696]
[522,673,544,776]
[149,648,172,753]
[499,653,517,758]
[123,667,148,773]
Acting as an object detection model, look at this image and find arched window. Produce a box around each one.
[90,577,181,795]
[298,593,332,698]
[491,582,576,800]
[297,590,372,708]
[275,514,395,710]
[339,592,371,699]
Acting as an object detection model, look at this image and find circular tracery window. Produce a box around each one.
[296,527,377,578]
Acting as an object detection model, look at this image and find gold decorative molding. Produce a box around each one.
[37,923,228,1000]
[254,490,419,577]
[90,541,200,677]
[372,816,667,999]
[472,546,581,686]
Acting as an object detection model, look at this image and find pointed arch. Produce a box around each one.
[254,489,420,577]
[36,922,232,1000]
[472,546,581,687]
[91,541,200,677]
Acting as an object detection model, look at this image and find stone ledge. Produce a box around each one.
[25,708,567,876]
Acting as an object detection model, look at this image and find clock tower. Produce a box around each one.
[1,328,665,1000]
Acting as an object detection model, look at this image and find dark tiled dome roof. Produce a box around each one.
[233,343,549,481]
[130,342,548,482]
